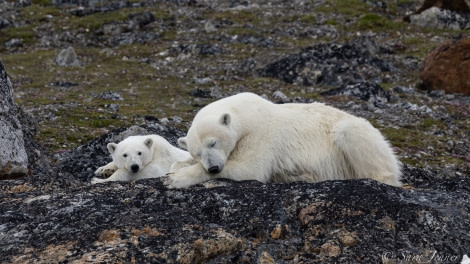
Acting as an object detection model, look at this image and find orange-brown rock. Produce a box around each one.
[419,37,470,94]
[416,0,470,13]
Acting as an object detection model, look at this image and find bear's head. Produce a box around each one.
[178,113,237,174]
[108,136,154,174]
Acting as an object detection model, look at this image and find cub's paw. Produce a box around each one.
[90,177,106,184]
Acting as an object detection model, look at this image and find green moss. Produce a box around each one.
[0,25,36,45]
[299,14,316,24]
[69,10,128,31]
[31,0,53,6]
[210,9,261,25]
[316,0,370,17]
[325,19,338,26]
[420,118,442,129]
[227,27,258,36]
[357,13,399,30]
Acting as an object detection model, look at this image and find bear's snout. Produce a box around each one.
[208,165,220,174]
[130,164,140,173]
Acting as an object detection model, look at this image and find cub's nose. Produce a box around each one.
[130,164,139,173]
[208,165,220,174]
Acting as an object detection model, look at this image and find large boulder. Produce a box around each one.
[0,60,28,179]
[0,60,53,181]
[0,165,469,263]
[406,0,470,29]
[419,37,470,95]
[257,37,394,87]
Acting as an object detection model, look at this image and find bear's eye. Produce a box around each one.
[208,141,216,148]
[138,152,142,156]
[123,154,128,158]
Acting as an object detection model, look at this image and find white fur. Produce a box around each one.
[92,135,190,184]
[462,255,470,264]
[166,92,401,189]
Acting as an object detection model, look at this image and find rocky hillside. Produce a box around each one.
[1,0,469,263]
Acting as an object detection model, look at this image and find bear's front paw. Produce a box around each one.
[91,177,106,184]
[164,163,211,189]
[95,165,116,177]
[163,172,192,189]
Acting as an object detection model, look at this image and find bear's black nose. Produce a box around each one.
[208,165,220,174]
[131,164,139,173]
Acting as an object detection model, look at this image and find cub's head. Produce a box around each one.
[178,113,237,174]
[108,136,154,174]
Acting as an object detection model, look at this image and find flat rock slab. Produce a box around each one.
[1,173,468,263]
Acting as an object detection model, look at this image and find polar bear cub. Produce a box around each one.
[166,92,401,188]
[92,135,190,184]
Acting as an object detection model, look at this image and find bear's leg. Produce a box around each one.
[170,157,198,171]
[165,162,212,188]
[91,168,130,184]
[332,118,401,186]
[95,162,118,177]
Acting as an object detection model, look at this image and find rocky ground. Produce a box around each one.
[1,0,470,263]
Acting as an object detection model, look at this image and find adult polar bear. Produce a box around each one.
[92,135,190,184]
[166,92,401,188]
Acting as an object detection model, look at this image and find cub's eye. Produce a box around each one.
[138,152,142,156]
[209,141,216,148]
[123,154,128,158]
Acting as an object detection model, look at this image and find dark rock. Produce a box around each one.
[96,91,123,100]
[49,81,79,88]
[169,43,224,56]
[321,81,392,107]
[190,87,213,98]
[419,37,470,95]
[0,171,468,263]
[5,38,23,48]
[14,0,31,8]
[0,18,11,29]
[128,11,155,30]
[257,37,394,87]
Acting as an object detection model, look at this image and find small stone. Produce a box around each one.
[270,224,282,239]
[259,251,275,264]
[5,38,23,48]
[320,242,341,257]
[340,235,356,247]
[56,46,80,67]
[204,21,217,33]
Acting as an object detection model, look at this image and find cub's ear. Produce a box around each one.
[107,143,118,154]
[178,137,188,150]
[220,113,231,126]
[144,138,153,149]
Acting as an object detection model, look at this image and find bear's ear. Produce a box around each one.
[220,113,231,126]
[107,143,118,154]
[178,137,188,150]
[144,138,153,149]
